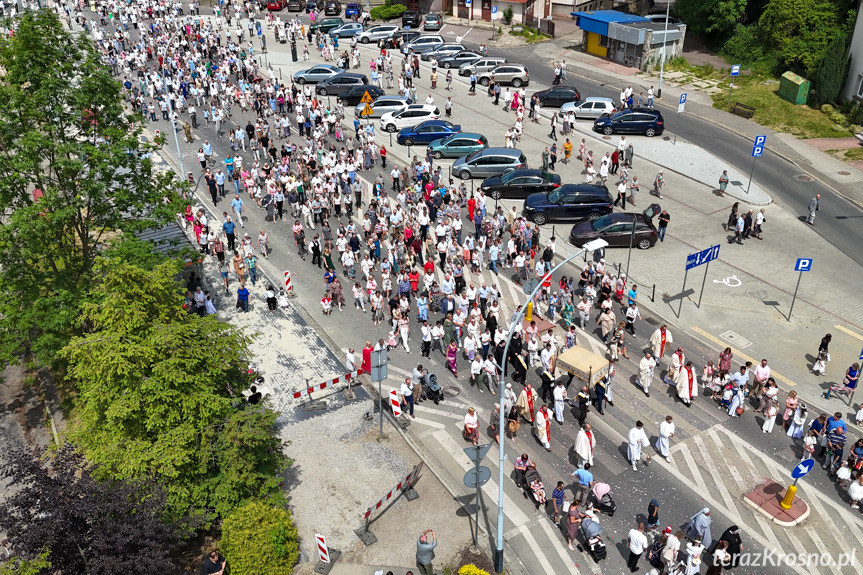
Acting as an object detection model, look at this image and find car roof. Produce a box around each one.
[413,120,453,128]
[406,104,438,111]
[476,147,523,157]
[583,97,615,103]
[324,72,365,80]
[557,183,611,194]
[505,168,557,179]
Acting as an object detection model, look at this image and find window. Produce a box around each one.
[599,35,609,48]
[857,74,863,98]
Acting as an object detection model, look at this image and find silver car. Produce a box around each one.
[560,97,617,119]
[477,64,529,87]
[406,35,444,54]
[354,95,410,118]
[421,43,464,61]
[293,63,341,84]
[452,148,528,180]
[356,24,399,44]
[459,57,505,76]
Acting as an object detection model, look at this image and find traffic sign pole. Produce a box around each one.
[747,135,766,194]
[697,260,710,309]
[674,94,686,145]
[788,270,804,322]
[788,258,812,322]
[728,65,741,106]
[782,459,815,509]
[678,268,689,319]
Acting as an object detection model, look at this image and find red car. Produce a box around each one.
[267,0,287,10]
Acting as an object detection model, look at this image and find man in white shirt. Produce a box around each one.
[626,523,649,572]
[345,348,357,372]
[421,321,432,357]
[656,415,675,461]
[400,377,415,418]
[751,358,771,400]
[576,296,591,329]
[540,343,554,372]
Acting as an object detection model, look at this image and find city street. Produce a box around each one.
[111,6,863,575]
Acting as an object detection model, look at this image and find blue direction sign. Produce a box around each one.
[686,244,721,271]
[791,458,815,479]
[859,346,863,361]
[731,65,741,77]
[794,258,813,272]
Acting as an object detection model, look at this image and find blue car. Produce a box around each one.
[345,2,360,18]
[396,120,461,146]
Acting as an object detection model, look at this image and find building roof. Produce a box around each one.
[570,10,650,24]
[135,220,198,257]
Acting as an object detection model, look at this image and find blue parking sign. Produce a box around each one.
[680,94,687,104]
[731,65,741,77]
[754,135,766,146]
[751,146,763,157]
[794,258,812,272]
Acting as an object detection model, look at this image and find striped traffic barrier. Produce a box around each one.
[313,533,341,575]
[355,461,425,546]
[389,389,402,417]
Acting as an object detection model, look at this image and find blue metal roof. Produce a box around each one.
[571,10,650,36]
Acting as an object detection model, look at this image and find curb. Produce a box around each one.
[743,492,810,527]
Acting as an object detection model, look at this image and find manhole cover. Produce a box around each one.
[838,170,851,175]
[602,136,611,140]
[794,174,814,182]
[719,330,752,349]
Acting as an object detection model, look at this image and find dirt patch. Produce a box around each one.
[453,544,495,573]
[681,34,728,70]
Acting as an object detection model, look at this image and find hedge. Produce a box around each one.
[221,501,299,575]
[370,4,407,20]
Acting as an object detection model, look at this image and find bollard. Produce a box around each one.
[780,483,797,510]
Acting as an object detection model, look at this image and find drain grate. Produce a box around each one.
[794,174,814,182]
[720,330,752,349]
[645,317,660,325]
[838,170,851,175]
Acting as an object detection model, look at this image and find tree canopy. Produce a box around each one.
[0,10,184,367]
[60,257,287,522]
[221,501,300,575]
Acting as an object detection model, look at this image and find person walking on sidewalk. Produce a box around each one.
[653,171,664,198]
[807,194,820,225]
[548,113,558,140]
[717,170,729,196]
[416,529,437,575]
[657,210,670,242]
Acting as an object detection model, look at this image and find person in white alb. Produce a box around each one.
[665,347,685,384]
[534,405,551,451]
[656,415,675,461]
[636,351,657,397]
[627,421,650,471]
[675,360,698,406]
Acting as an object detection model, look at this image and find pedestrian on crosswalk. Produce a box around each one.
[627,421,650,471]
[574,423,596,467]
[656,415,675,461]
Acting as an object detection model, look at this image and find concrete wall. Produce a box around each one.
[843,1,863,101]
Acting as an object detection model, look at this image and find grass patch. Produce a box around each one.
[711,76,852,139]
[826,147,863,161]
[662,56,726,81]
[509,26,550,44]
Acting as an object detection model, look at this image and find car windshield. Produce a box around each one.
[501,171,522,183]
[591,215,613,231]
[547,189,564,203]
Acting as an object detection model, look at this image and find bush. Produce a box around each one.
[849,124,862,134]
[221,501,299,575]
[820,103,835,114]
[459,566,491,575]
[370,2,406,20]
[503,6,513,23]
[849,102,863,125]
[721,24,781,76]
[828,111,847,125]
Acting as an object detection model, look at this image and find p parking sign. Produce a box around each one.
[794,258,812,272]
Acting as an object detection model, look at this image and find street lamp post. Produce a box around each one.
[656,1,671,99]
[492,238,608,573]
[163,28,187,180]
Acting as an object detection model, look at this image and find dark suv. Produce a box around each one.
[402,9,421,28]
[324,1,341,15]
[533,86,581,107]
[522,184,614,225]
[593,107,665,137]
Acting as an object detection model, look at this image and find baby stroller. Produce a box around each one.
[522,466,546,512]
[579,518,607,562]
[421,373,444,405]
[591,482,617,517]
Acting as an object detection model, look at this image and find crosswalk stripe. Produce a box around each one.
[409,414,447,429]
[517,524,558,574]
[787,532,825,575]
[677,443,710,493]
[535,517,582,575]
[693,435,741,514]
[722,426,767,486]
[706,429,747,491]
[432,429,530,527]
[804,488,860,565]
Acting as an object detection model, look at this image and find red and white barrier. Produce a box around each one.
[291,370,363,399]
[363,461,425,519]
[315,534,330,563]
[284,270,293,291]
[389,389,402,417]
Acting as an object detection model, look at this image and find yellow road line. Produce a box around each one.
[834,324,863,343]
[690,326,796,388]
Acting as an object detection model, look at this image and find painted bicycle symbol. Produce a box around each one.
[713,275,742,287]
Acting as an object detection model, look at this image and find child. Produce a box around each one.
[836,458,853,487]
[762,398,779,433]
[702,361,715,392]
[277,287,289,309]
[802,428,818,460]
[321,293,333,316]
[386,330,398,350]
[812,349,828,376]
[856,404,863,426]
[721,383,734,409]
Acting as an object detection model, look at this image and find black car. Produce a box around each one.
[569,204,661,250]
[480,169,561,200]
[593,108,665,137]
[305,0,319,13]
[286,0,303,10]
[339,84,385,106]
[324,0,341,15]
[533,86,581,108]
[402,9,421,28]
[315,72,369,96]
[522,184,613,225]
[385,30,422,49]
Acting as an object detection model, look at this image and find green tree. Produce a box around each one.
[220,501,299,575]
[0,10,184,367]
[674,0,749,37]
[757,0,855,74]
[812,32,851,105]
[0,551,51,575]
[60,258,287,522]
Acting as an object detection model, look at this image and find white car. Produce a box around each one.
[560,97,617,119]
[356,24,399,44]
[379,104,440,133]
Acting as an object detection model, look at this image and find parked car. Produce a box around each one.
[385,30,422,49]
[356,24,399,43]
[286,0,303,11]
[452,148,528,180]
[406,35,445,54]
[459,57,506,77]
[267,0,287,10]
[480,169,561,200]
[438,50,482,69]
[345,2,360,18]
[293,63,341,84]
[402,9,421,28]
[354,95,410,118]
[420,43,464,61]
[315,73,369,96]
[560,97,616,119]
[522,184,614,225]
[478,64,529,87]
[427,132,488,159]
[324,0,341,15]
[339,84,385,106]
[397,120,461,146]
[569,204,661,250]
[593,108,665,137]
[329,22,363,37]
[533,86,581,108]
[309,17,344,34]
[424,13,442,30]
[379,104,440,132]
[304,0,319,13]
